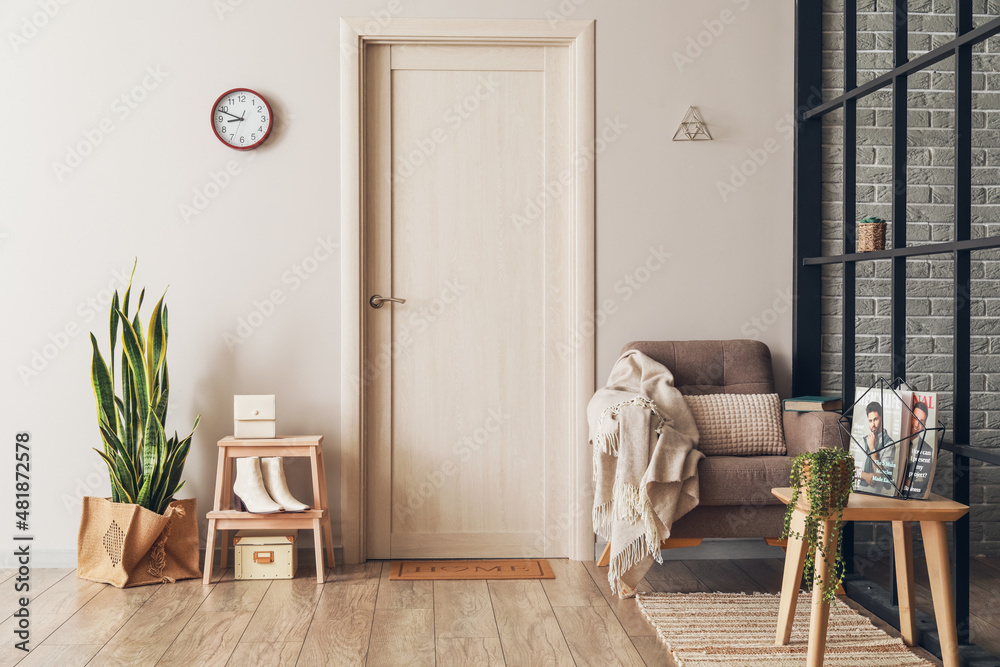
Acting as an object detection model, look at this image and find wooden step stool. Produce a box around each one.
[203,435,335,584]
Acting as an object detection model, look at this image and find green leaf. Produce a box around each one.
[89,334,118,439]
[135,413,165,509]
[117,311,150,432]
[154,361,170,426]
[145,291,168,384]
[94,449,131,504]
[98,423,136,501]
[109,290,120,380]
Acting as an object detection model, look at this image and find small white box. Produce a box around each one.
[234,529,298,579]
[234,395,276,439]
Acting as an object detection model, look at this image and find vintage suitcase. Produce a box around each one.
[233,529,298,579]
[234,394,276,439]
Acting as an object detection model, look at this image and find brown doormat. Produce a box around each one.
[390,559,555,581]
[636,592,933,666]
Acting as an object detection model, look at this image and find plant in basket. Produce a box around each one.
[78,263,202,588]
[781,447,856,602]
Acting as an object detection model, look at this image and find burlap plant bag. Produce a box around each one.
[77,497,201,588]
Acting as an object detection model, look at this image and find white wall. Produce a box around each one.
[0,0,794,563]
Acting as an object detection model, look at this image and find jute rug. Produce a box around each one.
[636,592,933,666]
[389,559,555,581]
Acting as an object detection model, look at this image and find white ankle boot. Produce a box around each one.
[261,457,310,512]
[233,457,284,514]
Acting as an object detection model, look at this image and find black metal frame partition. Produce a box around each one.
[794,0,1000,660]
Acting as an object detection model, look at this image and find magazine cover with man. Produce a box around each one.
[849,386,913,497]
[900,392,939,500]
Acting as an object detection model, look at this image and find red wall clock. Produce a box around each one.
[211,88,273,150]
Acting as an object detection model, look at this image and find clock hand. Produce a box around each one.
[217,109,243,121]
[228,116,245,143]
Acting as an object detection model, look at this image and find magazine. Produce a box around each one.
[848,385,912,497]
[900,392,939,500]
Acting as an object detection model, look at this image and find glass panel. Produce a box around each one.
[857,87,894,249]
[972,42,999,239]
[909,0,956,57]
[821,263,844,395]
[855,274,893,389]
[858,0,895,85]
[971,1,1000,29]
[971,248,1000,451]
[824,108,846,256]
[824,0,846,100]
[908,55,956,245]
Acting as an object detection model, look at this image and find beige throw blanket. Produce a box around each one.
[589,350,703,597]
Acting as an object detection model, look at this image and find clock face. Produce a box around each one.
[211,88,273,150]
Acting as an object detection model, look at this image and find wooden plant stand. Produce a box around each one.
[771,487,968,667]
[203,436,335,584]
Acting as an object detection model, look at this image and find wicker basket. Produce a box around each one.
[857,222,887,252]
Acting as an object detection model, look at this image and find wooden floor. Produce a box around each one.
[4,556,997,666]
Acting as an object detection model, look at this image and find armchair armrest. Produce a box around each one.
[782,411,847,457]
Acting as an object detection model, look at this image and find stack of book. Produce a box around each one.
[782,395,842,412]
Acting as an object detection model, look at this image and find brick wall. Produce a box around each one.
[821,0,1000,556]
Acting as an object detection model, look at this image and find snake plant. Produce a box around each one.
[89,264,200,514]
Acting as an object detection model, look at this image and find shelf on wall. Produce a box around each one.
[802,236,1000,265]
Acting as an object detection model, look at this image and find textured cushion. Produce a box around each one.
[695,455,793,507]
[684,393,786,456]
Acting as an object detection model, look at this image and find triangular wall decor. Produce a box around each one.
[672,106,713,141]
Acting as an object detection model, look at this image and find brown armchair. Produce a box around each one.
[596,339,846,564]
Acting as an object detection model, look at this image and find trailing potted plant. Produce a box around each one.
[857,216,887,252]
[78,264,202,587]
[781,447,855,602]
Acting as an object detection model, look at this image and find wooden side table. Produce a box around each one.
[772,487,968,667]
[203,436,335,584]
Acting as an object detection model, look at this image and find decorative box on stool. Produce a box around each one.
[233,529,298,580]
[234,394,276,439]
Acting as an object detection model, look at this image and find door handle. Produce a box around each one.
[370,294,407,309]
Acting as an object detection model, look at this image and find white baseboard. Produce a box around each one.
[594,538,785,562]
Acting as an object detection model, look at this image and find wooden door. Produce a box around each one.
[362,43,574,558]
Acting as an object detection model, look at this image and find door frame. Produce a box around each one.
[340,17,596,564]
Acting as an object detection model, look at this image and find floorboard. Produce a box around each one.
[683,558,768,593]
[582,561,655,638]
[242,568,324,642]
[489,580,575,667]
[552,604,646,667]
[6,559,998,666]
[435,637,505,666]
[13,644,102,667]
[433,580,499,639]
[375,561,433,610]
[88,578,213,666]
[541,559,605,608]
[42,584,156,646]
[366,609,435,667]
[226,641,302,666]
[297,584,377,666]
[0,570,73,622]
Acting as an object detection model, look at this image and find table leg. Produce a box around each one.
[219,529,230,569]
[776,509,808,646]
[921,521,960,667]
[213,447,227,511]
[807,519,839,667]
[309,449,322,511]
[203,519,216,585]
[317,449,336,569]
[313,518,325,584]
[892,521,917,645]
